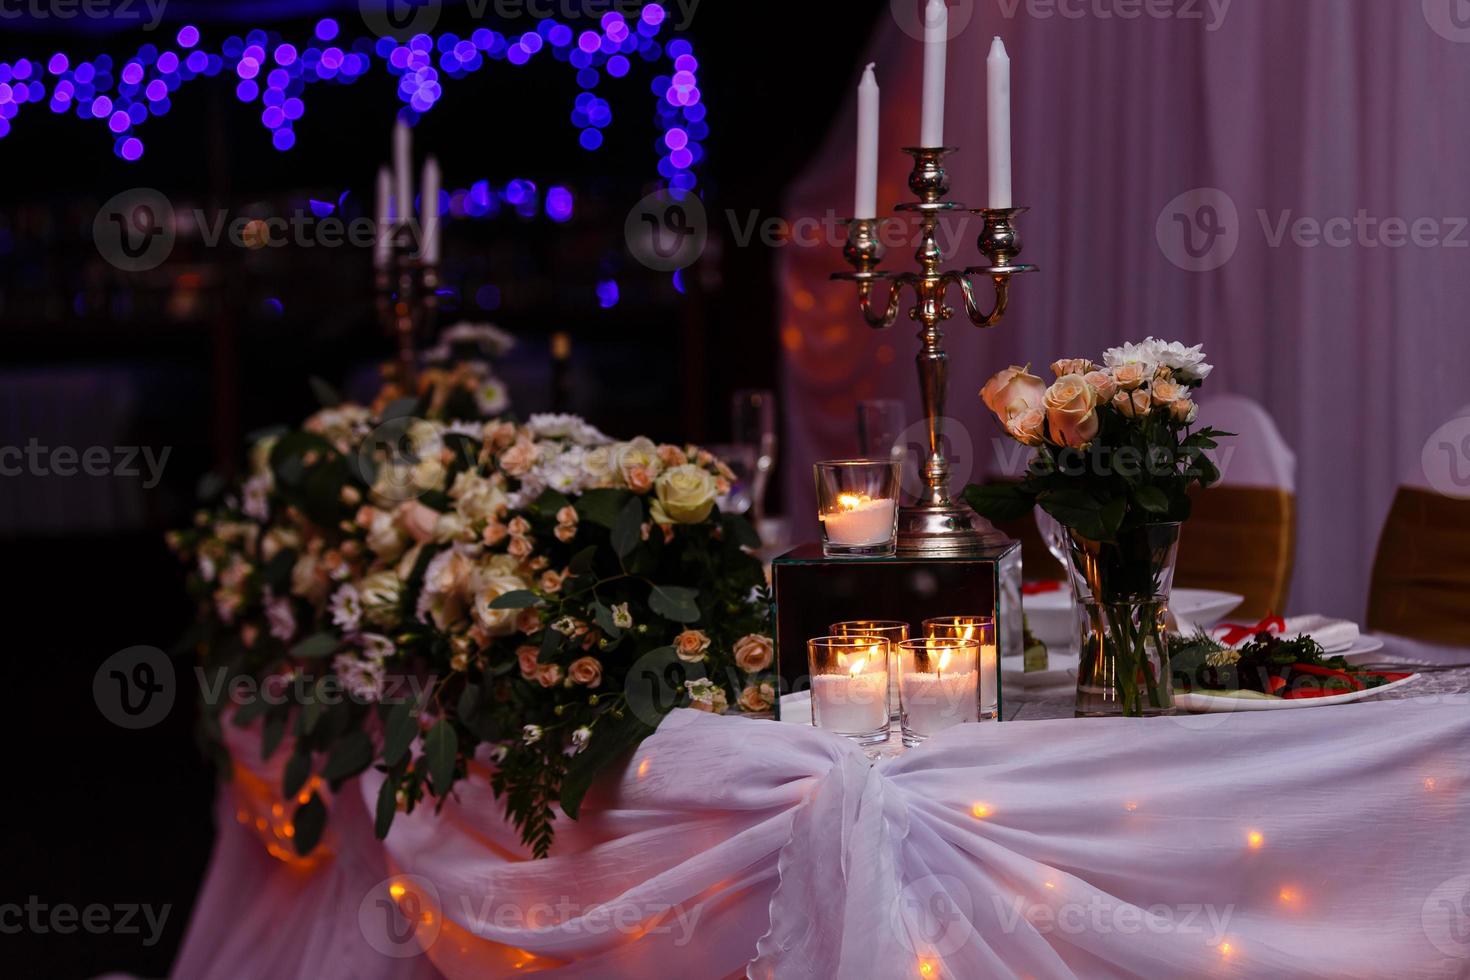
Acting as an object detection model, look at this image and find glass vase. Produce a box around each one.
[1065,523,1181,718]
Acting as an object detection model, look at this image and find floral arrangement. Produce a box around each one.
[964,337,1228,541]
[168,333,773,858]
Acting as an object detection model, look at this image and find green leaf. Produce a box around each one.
[457,683,481,721]
[1100,495,1127,538]
[531,488,572,519]
[488,589,542,610]
[576,488,634,528]
[962,482,1034,524]
[592,602,624,639]
[292,793,327,856]
[1132,486,1171,514]
[724,514,762,550]
[308,376,341,408]
[538,627,565,664]
[380,397,419,421]
[374,772,400,840]
[424,720,458,797]
[560,711,656,820]
[290,631,340,661]
[1039,490,1109,541]
[282,750,312,799]
[321,730,374,786]
[611,496,645,559]
[381,699,419,768]
[568,545,598,575]
[648,584,701,623]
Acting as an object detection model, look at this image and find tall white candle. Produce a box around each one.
[986,37,1013,209]
[393,120,413,229]
[919,0,948,147]
[373,165,392,270]
[421,155,441,264]
[855,63,880,220]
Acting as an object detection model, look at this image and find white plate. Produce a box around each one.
[1024,586,1245,648]
[1002,652,1078,691]
[1175,672,1418,712]
[1337,635,1387,663]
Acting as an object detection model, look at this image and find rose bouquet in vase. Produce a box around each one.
[963,339,1230,717]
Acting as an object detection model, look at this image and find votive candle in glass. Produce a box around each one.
[807,635,891,746]
[923,616,999,720]
[897,636,980,746]
[831,619,909,722]
[814,459,901,558]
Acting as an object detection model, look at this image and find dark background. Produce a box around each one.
[1,1,885,976]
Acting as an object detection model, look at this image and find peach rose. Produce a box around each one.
[516,644,540,680]
[515,607,543,634]
[657,444,689,468]
[981,365,1047,422]
[1050,358,1095,378]
[1084,370,1118,404]
[1112,389,1152,419]
[483,421,518,451]
[556,506,579,526]
[1150,380,1186,407]
[738,682,775,713]
[1043,375,1100,449]
[568,656,603,688]
[1112,362,1150,391]
[674,628,711,663]
[733,633,774,672]
[1170,397,1198,424]
[554,524,578,543]
[625,466,655,494]
[1004,409,1046,447]
[498,438,539,477]
[536,663,563,688]
[539,569,564,594]
[507,516,531,536]
[507,535,533,560]
[394,500,441,544]
[482,519,508,547]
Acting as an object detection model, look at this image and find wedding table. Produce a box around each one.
[172,634,1470,980]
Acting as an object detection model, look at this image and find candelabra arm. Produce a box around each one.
[855,274,913,330]
[952,270,1012,328]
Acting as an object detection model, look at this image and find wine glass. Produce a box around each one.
[732,389,777,522]
[705,443,757,515]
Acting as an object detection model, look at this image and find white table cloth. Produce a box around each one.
[173,674,1470,979]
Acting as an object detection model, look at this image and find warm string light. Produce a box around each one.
[0,4,703,193]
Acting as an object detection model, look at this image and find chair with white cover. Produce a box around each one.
[1174,394,1297,620]
[1367,403,1470,646]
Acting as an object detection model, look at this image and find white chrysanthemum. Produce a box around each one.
[443,321,516,356]
[526,413,610,446]
[263,588,296,642]
[522,724,543,744]
[357,632,395,661]
[329,584,362,632]
[566,726,592,756]
[474,376,511,416]
[334,653,386,702]
[1145,338,1213,381]
[1101,339,1158,372]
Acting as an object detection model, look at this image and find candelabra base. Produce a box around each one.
[896,502,1011,557]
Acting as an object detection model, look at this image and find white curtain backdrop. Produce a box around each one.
[778,0,1470,618]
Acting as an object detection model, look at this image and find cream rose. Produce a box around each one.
[394,500,441,545]
[651,464,718,525]
[568,656,603,688]
[614,437,663,485]
[733,633,774,672]
[1112,362,1151,391]
[738,682,775,713]
[674,628,712,663]
[1112,389,1152,419]
[1084,370,1118,404]
[1043,375,1100,449]
[981,365,1047,422]
[1004,409,1046,447]
[471,571,532,636]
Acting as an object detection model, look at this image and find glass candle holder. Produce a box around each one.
[807,635,891,746]
[923,616,999,720]
[831,620,909,723]
[813,459,901,558]
[897,637,981,746]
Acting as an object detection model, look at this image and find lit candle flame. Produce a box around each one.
[837,493,867,511]
[849,656,867,676]
[937,648,953,673]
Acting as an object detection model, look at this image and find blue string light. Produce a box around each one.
[0,3,703,192]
